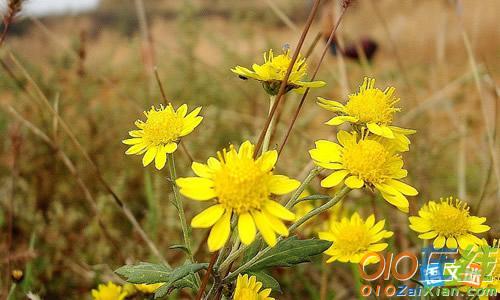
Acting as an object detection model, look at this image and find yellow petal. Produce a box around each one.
[469,224,490,233]
[191,205,225,228]
[263,211,289,236]
[321,170,349,188]
[123,138,143,145]
[344,176,364,189]
[434,235,446,248]
[176,104,188,117]
[142,146,158,166]
[207,157,221,170]
[164,142,178,154]
[269,175,300,195]
[318,231,335,241]
[446,237,458,249]
[337,130,355,147]
[126,143,147,155]
[257,150,277,172]
[418,231,438,239]
[185,106,202,119]
[207,210,231,252]
[192,162,213,178]
[154,146,167,170]
[264,200,295,221]
[252,211,277,247]
[176,177,214,188]
[180,117,203,136]
[238,213,256,245]
[178,186,216,201]
[387,179,418,196]
[368,243,388,252]
[325,116,358,126]
[238,140,255,158]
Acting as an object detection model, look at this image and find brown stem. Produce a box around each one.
[253,0,322,158]
[278,6,349,157]
[196,251,219,300]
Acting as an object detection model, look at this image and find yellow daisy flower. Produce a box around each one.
[91,282,128,300]
[409,197,490,249]
[309,130,418,212]
[233,274,274,300]
[231,49,326,95]
[176,141,299,251]
[318,212,393,263]
[317,77,415,151]
[134,283,164,294]
[123,104,202,170]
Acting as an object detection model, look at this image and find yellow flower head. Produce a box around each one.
[233,274,274,300]
[176,141,299,251]
[309,130,418,212]
[134,283,164,294]
[123,104,202,169]
[319,213,393,263]
[409,197,490,249]
[317,77,415,151]
[232,49,326,95]
[91,282,128,300]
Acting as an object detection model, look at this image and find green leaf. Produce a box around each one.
[242,239,263,264]
[169,244,190,254]
[153,263,207,298]
[115,262,170,284]
[247,271,281,293]
[246,236,332,271]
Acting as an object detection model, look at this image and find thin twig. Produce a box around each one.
[196,251,218,300]
[278,5,349,156]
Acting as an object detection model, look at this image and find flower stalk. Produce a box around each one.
[262,95,276,152]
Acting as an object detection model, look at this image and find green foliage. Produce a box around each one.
[246,236,332,271]
[247,271,281,293]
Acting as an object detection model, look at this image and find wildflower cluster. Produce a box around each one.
[100,47,493,300]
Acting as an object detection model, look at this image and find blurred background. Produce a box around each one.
[0,0,498,299]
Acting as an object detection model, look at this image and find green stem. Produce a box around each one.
[7,283,16,300]
[262,95,276,152]
[224,186,351,282]
[167,153,200,286]
[285,166,322,209]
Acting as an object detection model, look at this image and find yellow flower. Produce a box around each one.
[233,274,274,300]
[91,282,128,300]
[177,141,299,251]
[319,213,393,263]
[123,104,202,169]
[317,77,415,151]
[309,130,418,212]
[409,197,490,249]
[134,283,164,294]
[232,49,326,95]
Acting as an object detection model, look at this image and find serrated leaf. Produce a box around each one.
[153,263,207,298]
[246,236,332,271]
[115,262,170,284]
[247,271,281,293]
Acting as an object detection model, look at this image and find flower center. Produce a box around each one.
[430,202,471,237]
[141,108,184,146]
[345,87,397,124]
[213,156,271,214]
[342,140,392,184]
[335,224,370,254]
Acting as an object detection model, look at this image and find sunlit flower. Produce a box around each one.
[123,104,202,169]
[233,274,274,300]
[317,77,415,151]
[134,283,164,294]
[91,282,128,300]
[319,213,393,263]
[177,141,299,251]
[409,197,490,249]
[232,49,325,95]
[309,130,418,212]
